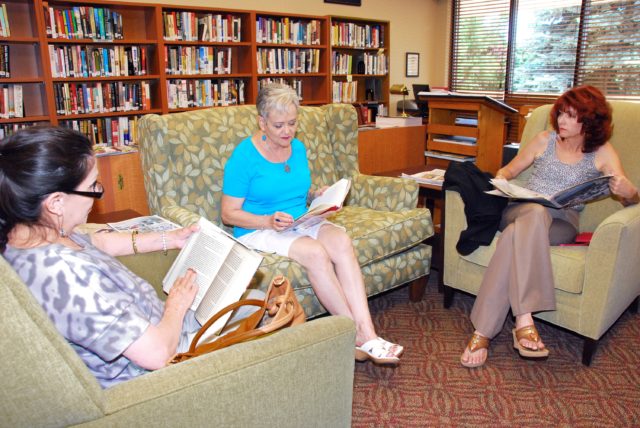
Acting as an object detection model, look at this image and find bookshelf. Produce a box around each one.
[255,12,329,105]
[4,1,389,217]
[0,0,50,138]
[329,16,389,122]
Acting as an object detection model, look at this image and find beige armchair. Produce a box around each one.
[0,250,356,427]
[443,101,640,365]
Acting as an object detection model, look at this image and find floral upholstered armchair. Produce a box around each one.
[137,104,434,318]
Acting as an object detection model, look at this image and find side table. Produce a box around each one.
[375,166,445,294]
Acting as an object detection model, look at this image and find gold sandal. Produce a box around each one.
[512,325,550,358]
[460,333,490,368]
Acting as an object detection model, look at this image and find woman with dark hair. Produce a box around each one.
[0,126,202,388]
[460,85,639,368]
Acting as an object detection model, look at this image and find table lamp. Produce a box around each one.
[390,84,410,117]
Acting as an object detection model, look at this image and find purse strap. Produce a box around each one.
[168,275,303,364]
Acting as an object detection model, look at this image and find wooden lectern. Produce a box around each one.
[417,92,516,175]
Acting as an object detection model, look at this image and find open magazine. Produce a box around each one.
[285,178,351,231]
[163,217,263,331]
[107,215,181,233]
[487,175,612,209]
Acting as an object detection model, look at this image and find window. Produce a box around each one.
[450,0,640,99]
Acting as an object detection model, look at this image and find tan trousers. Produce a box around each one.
[470,203,579,338]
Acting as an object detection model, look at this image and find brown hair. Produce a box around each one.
[550,85,612,153]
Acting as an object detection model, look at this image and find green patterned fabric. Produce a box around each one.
[138,104,433,318]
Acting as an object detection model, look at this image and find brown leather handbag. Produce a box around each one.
[168,275,306,364]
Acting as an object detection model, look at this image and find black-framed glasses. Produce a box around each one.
[65,181,104,200]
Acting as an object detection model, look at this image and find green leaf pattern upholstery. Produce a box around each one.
[138,104,433,318]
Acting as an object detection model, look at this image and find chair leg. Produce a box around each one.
[443,285,455,309]
[582,338,599,366]
[409,274,429,302]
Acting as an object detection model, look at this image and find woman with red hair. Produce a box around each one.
[460,85,639,367]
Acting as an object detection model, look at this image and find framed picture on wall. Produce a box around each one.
[324,0,362,5]
[406,52,419,77]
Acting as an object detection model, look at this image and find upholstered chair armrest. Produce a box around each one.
[442,190,468,283]
[160,205,202,227]
[100,316,356,427]
[580,203,640,338]
[346,173,420,211]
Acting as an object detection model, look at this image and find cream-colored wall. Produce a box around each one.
[113,0,449,115]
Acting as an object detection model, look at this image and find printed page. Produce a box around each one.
[162,217,235,310]
[489,178,548,200]
[194,243,262,329]
[285,178,351,231]
[107,215,181,233]
[551,175,612,207]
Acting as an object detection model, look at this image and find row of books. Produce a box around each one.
[0,4,10,38]
[256,48,321,74]
[332,81,357,103]
[44,6,123,40]
[49,45,148,79]
[54,81,151,116]
[62,116,139,148]
[167,79,245,109]
[162,11,242,42]
[331,50,387,75]
[0,84,23,119]
[0,122,37,140]
[258,77,303,101]
[331,22,384,49]
[165,46,232,76]
[256,17,321,45]
[0,44,9,78]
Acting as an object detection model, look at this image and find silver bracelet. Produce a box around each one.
[161,230,168,256]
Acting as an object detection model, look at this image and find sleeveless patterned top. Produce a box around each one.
[527,131,601,209]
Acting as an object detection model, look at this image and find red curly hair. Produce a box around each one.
[550,85,612,153]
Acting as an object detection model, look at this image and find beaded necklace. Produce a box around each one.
[262,134,291,173]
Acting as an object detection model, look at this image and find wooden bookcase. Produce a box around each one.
[255,12,329,105]
[4,1,389,218]
[329,16,389,118]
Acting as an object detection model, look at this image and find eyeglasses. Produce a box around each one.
[65,181,104,200]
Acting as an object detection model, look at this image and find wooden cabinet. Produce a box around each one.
[419,94,516,175]
[329,17,389,116]
[358,125,426,175]
[89,152,149,221]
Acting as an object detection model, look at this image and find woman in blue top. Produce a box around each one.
[460,86,639,368]
[221,84,403,365]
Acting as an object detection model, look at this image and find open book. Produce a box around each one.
[487,175,612,209]
[163,217,263,331]
[285,178,351,231]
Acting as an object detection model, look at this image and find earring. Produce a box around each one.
[58,215,66,238]
[262,134,266,142]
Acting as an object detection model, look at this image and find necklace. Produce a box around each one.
[262,134,291,173]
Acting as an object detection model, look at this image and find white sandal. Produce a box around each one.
[377,337,404,358]
[355,338,401,365]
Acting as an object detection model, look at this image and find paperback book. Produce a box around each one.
[286,178,351,231]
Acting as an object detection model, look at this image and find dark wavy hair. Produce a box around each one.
[0,127,93,252]
[550,85,612,153]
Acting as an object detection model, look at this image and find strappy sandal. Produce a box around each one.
[355,338,401,365]
[512,325,550,358]
[460,333,490,368]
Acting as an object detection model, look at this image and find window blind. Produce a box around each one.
[449,0,510,98]
[451,0,640,99]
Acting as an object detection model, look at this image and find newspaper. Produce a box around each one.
[107,215,181,233]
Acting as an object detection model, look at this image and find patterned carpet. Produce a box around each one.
[352,273,640,427]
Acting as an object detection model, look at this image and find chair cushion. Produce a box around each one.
[460,234,586,294]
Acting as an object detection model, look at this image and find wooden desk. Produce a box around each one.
[358,125,427,175]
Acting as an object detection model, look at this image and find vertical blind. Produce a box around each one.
[450,0,640,99]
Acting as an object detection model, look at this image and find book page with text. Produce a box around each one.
[163,218,235,310]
